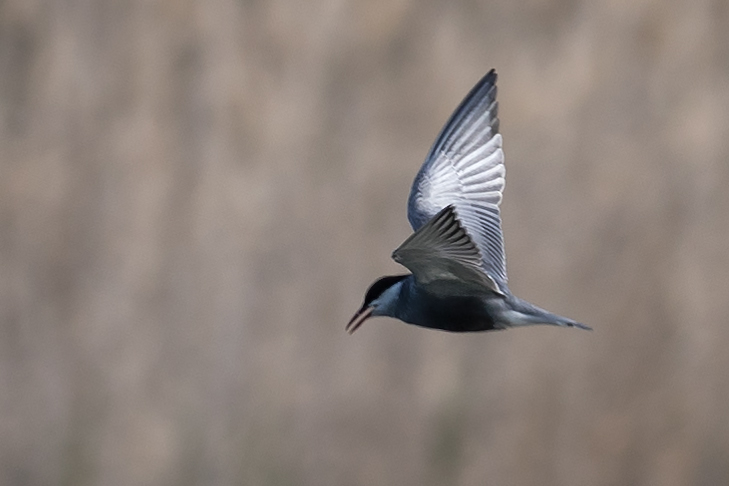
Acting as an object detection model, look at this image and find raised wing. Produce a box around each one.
[393,205,500,295]
[406,69,507,292]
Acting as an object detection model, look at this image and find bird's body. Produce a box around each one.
[347,69,589,334]
[355,274,587,333]
[371,275,498,332]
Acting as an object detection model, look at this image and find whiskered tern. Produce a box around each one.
[347,70,589,334]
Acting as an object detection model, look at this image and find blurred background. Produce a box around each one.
[2,0,729,485]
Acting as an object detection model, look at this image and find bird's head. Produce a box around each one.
[346,275,408,334]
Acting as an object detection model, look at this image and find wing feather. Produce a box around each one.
[393,206,500,295]
[406,69,508,292]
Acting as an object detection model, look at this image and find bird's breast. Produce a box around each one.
[399,284,500,332]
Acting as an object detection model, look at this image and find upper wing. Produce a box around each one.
[406,69,508,292]
[393,205,500,295]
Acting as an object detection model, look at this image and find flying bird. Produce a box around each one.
[347,69,589,334]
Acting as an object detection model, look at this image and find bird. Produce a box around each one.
[347,69,590,334]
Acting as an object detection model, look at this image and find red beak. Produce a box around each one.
[346,306,374,334]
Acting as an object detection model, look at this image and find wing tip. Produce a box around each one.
[472,69,498,100]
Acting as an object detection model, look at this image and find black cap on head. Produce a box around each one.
[363,275,408,306]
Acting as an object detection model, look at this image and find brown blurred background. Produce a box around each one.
[2,0,729,485]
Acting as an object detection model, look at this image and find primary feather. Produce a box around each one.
[406,69,507,293]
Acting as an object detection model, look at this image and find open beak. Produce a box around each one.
[346,306,374,334]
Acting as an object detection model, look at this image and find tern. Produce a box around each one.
[347,69,590,334]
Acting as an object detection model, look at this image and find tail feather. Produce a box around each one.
[564,320,592,331]
[501,297,591,331]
